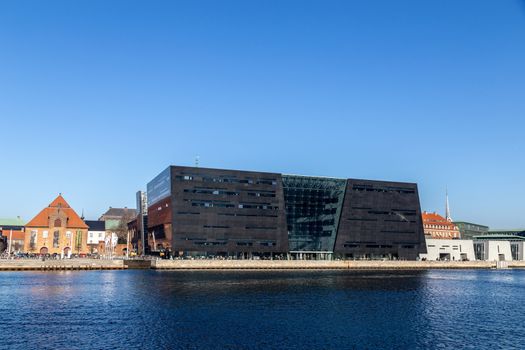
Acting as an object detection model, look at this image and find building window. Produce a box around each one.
[75,231,83,252]
[54,219,62,227]
[53,231,60,248]
[30,230,37,250]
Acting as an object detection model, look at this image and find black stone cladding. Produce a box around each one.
[148,166,427,259]
[169,166,288,254]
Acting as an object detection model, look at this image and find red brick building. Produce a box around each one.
[25,195,89,256]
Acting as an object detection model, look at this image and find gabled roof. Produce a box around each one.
[49,195,71,208]
[99,207,137,219]
[26,195,88,229]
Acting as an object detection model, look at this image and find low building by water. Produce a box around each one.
[421,238,523,262]
[421,239,476,261]
[473,234,525,261]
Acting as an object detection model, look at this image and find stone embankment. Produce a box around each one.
[0,258,125,271]
[1,259,525,271]
[151,259,525,270]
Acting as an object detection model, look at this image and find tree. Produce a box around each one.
[113,213,136,244]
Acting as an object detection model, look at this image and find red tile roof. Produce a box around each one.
[422,211,460,239]
[0,229,25,240]
[25,195,88,229]
[422,212,457,228]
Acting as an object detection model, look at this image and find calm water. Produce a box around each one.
[1,269,524,349]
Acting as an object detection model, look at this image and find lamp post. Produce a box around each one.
[126,230,130,259]
[8,229,13,257]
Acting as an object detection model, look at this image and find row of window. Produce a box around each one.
[218,213,279,218]
[184,199,279,210]
[368,210,416,216]
[176,175,277,186]
[176,211,280,218]
[185,225,279,230]
[425,224,458,230]
[343,243,415,249]
[346,218,416,223]
[287,230,334,237]
[28,230,83,249]
[189,241,277,247]
[183,188,276,198]
[352,185,416,194]
[427,231,458,237]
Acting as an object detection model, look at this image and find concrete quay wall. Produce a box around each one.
[151,259,525,270]
[2,259,525,271]
[0,259,126,271]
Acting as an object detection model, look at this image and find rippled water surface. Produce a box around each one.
[1,269,525,349]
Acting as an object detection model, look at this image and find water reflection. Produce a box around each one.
[1,270,524,349]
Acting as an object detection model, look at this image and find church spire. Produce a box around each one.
[445,187,452,222]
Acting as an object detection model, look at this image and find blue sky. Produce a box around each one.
[1,0,524,228]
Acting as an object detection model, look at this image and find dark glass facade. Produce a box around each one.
[147,166,427,260]
[283,175,346,253]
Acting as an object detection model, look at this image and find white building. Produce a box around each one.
[85,220,106,249]
[473,240,513,261]
[421,239,476,261]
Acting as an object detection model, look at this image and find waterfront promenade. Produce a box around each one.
[1,258,525,271]
[150,259,525,270]
[0,258,125,271]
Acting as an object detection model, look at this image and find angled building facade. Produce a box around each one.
[334,179,425,260]
[147,165,426,260]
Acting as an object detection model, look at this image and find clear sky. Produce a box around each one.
[1,0,524,228]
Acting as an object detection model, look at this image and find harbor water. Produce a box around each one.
[1,269,524,349]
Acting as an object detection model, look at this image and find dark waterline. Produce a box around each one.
[2,269,524,349]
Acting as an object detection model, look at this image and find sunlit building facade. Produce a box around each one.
[422,212,461,239]
[147,165,427,260]
[24,195,89,256]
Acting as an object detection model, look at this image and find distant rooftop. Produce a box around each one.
[0,217,25,227]
[85,220,106,231]
[99,207,137,220]
[474,234,525,241]
[489,229,525,233]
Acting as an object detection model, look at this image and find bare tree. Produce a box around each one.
[113,213,136,244]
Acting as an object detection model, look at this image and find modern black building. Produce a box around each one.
[147,165,426,260]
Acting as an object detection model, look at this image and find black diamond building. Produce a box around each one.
[147,165,426,260]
